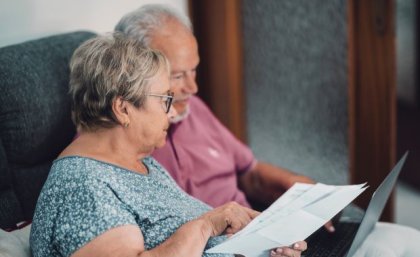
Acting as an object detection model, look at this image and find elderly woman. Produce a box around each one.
[30,33,306,257]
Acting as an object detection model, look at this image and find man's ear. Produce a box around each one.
[112,96,130,125]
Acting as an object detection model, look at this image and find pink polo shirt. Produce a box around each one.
[152,96,256,208]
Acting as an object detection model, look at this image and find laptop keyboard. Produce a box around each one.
[303,222,360,257]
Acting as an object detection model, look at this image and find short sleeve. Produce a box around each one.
[225,131,257,175]
[52,178,137,257]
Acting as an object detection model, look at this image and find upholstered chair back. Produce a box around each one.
[0,31,96,229]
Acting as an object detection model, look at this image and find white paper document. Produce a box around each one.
[206,183,367,257]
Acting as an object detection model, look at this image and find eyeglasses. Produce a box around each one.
[148,91,174,113]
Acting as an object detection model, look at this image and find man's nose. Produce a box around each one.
[184,72,198,94]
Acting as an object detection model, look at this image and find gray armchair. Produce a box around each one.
[0,31,95,229]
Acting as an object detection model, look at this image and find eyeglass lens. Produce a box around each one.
[165,92,174,113]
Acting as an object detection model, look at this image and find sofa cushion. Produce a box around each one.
[0,224,31,257]
[0,138,24,229]
[0,31,96,229]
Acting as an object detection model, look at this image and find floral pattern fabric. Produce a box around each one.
[30,156,230,257]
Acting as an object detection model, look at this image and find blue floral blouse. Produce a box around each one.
[30,156,231,257]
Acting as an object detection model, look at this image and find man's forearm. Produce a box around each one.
[238,161,314,207]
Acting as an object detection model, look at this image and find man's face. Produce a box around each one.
[149,22,200,115]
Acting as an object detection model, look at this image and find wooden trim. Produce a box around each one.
[190,0,397,221]
[188,0,247,142]
[417,0,420,105]
[348,0,396,221]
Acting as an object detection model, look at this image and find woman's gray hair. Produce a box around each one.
[114,4,192,46]
[69,32,169,131]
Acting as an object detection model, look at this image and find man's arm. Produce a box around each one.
[238,161,314,208]
[238,161,335,232]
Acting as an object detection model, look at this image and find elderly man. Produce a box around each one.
[114,4,333,226]
[114,4,420,256]
[115,4,319,209]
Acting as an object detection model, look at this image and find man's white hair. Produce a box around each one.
[115,4,192,46]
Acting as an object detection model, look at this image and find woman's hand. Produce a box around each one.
[199,201,260,237]
[270,241,307,257]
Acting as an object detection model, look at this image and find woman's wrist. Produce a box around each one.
[196,217,213,239]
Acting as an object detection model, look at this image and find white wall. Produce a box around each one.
[0,0,188,48]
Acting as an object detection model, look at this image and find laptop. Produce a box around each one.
[303,152,408,257]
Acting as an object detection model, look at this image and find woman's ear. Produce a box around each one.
[112,97,130,126]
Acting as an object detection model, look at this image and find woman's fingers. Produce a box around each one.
[224,203,255,234]
[270,241,307,257]
[324,220,335,233]
[292,241,307,251]
[227,204,259,233]
[245,207,261,219]
[200,202,260,236]
[270,247,298,257]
